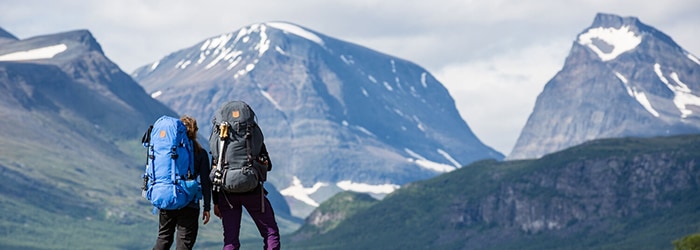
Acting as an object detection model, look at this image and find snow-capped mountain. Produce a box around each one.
[133,21,503,216]
[508,13,700,160]
[0,29,176,138]
[0,27,18,43]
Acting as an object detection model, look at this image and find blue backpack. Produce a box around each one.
[141,115,200,211]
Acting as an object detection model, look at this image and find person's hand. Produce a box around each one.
[214,205,221,219]
[202,211,210,225]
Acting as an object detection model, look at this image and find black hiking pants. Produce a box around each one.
[153,206,200,250]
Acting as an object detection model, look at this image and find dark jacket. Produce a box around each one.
[188,147,212,211]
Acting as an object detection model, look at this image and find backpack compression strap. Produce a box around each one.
[142,125,154,190]
[243,124,266,213]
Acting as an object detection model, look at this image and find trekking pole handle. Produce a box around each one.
[219,122,229,139]
[213,122,229,192]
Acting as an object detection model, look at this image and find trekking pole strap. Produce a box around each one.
[261,184,265,213]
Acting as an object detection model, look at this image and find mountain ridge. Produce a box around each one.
[508,13,700,160]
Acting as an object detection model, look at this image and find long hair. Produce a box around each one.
[180,115,203,152]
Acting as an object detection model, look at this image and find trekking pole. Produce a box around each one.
[213,122,229,192]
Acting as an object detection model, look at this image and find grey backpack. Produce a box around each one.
[209,101,270,193]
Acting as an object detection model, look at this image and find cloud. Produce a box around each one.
[434,39,571,154]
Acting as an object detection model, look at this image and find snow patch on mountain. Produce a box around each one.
[688,53,700,65]
[577,25,641,61]
[234,62,257,79]
[175,59,191,69]
[404,148,456,172]
[342,120,375,137]
[382,81,393,91]
[150,61,160,71]
[437,149,462,168]
[361,88,369,97]
[0,44,67,61]
[267,22,324,46]
[615,71,659,117]
[654,63,700,118]
[199,33,239,70]
[420,72,429,88]
[193,26,269,71]
[340,54,354,65]
[280,176,328,207]
[368,75,377,83]
[256,25,271,56]
[336,180,399,194]
[151,90,163,99]
[261,89,282,110]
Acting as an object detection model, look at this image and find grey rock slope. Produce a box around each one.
[133,22,503,216]
[509,13,700,160]
[0,29,177,137]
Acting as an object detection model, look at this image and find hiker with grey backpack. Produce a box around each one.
[209,101,280,250]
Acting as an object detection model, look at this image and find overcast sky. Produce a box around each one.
[2,0,699,155]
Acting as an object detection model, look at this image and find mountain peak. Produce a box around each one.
[0,29,105,63]
[578,13,644,62]
[591,13,642,29]
[263,21,325,46]
[0,27,19,42]
[52,29,105,55]
[509,13,700,160]
[579,13,680,62]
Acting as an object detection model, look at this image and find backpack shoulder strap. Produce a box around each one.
[141,125,153,146]
[186,138,194,179]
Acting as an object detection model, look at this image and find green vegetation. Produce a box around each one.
[674,233,700,250]
[285,134,700,249]
[0,113,299,249]
[290,191,378,241]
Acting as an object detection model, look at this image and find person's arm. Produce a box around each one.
[209,153,220,219]
[199,149,212,212]
[197,148,212,224]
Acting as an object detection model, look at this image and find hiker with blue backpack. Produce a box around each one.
[209,101,281,250]
[142,115,212,250]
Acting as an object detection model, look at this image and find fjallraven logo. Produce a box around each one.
[232,110,240,118]
[159,130,166,138]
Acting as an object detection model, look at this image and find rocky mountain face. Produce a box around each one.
[0,27,18,43]
[288,134,700,249]
[0,30,178,138]
[290,191,378,242]
[132,22,503,217]
[509,13,700,160]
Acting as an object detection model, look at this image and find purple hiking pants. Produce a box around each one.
[219,191,280,250]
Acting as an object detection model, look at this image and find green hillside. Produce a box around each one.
[287,134,700,250]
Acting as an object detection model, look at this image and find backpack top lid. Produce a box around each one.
[151,115,188,147]
[214,101,256,126]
